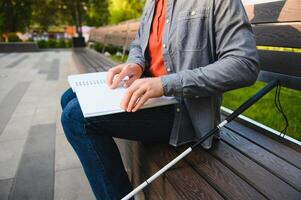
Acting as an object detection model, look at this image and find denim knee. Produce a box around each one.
[60,88,76,110]
[61,98,86,140]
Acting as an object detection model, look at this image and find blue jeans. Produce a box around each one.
[60,88,174,200]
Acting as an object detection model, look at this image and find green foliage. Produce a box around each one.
[111,54,128,63]
[0,0,33,32]
[36,39,72,48]
[223,81,301,141]
[55,0,110,35]
[65,40,72,48]
[109,0,145,24]
[106,44,123,54]
[94,42,124,54]
[37,40,48,48]
[86,0,110,26]
[7,32,21,42]
[94,42,105,52]
[56,39,66,48]
[31,0,61,31]
[48,39,57,48]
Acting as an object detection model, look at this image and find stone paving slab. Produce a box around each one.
[0,178,13,200]
[0,50,95,199]
[0,82,30,135]
[55,134,82,171]
[9,124,56,200]
[31,106,57,126]
[0,139,26,179]
[54,167,95,200]
[0,114,33,142]
[5,55,29,68]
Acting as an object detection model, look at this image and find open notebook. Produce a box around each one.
[68,72,178,118]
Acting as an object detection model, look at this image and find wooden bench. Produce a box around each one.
[75,0,301,199]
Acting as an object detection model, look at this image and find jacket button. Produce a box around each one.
[176,108,181,112]
[163,44,166,48]
[166,19,169,24]
[195,96,200,98]
[167,68,171,72]
[191,10,196,16]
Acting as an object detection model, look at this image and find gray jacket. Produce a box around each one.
[126,0,259,147]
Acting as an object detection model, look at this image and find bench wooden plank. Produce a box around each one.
[178,146,267,200]
[73,49,115,73]
[84,50,114,71]
[79,50,105,71]
[85,48,116,68]
[141,143,224,200]
[253,23,301,48]
[221,128,301,192]
[72,50,97,73]
[225,120,301,170]
[244,0,301,23]
[117,140,190,200]
[209,140,301,199]
[258,50,301,77]
[131,142,184,200]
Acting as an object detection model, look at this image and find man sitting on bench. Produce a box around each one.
[60,0,259,199]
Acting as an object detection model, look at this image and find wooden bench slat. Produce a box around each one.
[253,22,301,48]
[178,146,267,200]
[221,128,301,192]
[142,144,224,200]
[72,50,97,73]
[210,140,301,199]
[81,51,107,71]
[258,50,301,77]
[116,139,182,200]
[244,0,301,23]
[225,120,301,170]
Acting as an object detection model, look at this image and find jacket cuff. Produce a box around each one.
[126,58,146,72]
[160,73,182,96]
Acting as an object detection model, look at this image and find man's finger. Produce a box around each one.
[106,66,122,87]
[111,68,129,89]
[123,76,138,88]
[127,88,146,112]
[120,87,136,110]
[132,93,150,112]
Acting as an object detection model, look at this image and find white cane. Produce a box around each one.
[122,80,279,200]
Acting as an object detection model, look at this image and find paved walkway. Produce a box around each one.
[0,51,95,200]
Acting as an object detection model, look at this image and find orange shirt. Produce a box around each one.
[147,0,167,77]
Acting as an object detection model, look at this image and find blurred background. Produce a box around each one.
[0,0,144,46]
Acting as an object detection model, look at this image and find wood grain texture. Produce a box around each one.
[178,146,267,200]
[244,0,301,23]
[225,120,301,170]
[124,141,189,200]
[140,143,224,200]
[258,50,301,77]
[210,140,301,199]
[221,128,301,192]
[253,23,301,48]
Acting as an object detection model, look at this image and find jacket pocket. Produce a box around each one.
[176,8,209,51]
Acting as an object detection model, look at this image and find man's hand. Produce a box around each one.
[121,77,164,112]
[106,63,143,89]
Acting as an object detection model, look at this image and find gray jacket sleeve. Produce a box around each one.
[161,0,260,97]
[126,22,147,71]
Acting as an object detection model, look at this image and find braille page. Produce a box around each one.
[68,72,178,118]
